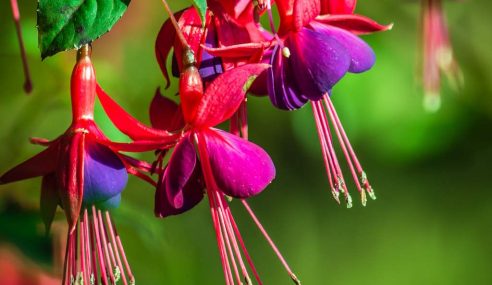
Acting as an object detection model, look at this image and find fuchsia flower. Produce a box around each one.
[155,3,268,85]
[97,45,300,282]
[206,0,391,207]
[421,0,463,112]
[0,46,174,285]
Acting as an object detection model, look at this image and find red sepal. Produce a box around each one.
[201,41,272,59]
[40,174,59,233]
[102,139,179,153]
[0,144,59,184]
[58,133,85,233]
[96,84,178,141]
[155,10,183,89]
[192,63,269,128]
[315,14,393,35]
[320,0,356,15]
[213,6,266,70]
[150,88,185,131]
[276,0,321,34]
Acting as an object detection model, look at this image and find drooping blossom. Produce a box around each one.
[155,3,270,138]
[97,56,300,283]
[421,0,463,112]
[0,46,174,285]
[206,0,391,207]
[9,0,32,93]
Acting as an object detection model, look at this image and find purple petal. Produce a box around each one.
[267,45,309,110]
[95,194,121,210]
[204,129,275,198]
[83,142,128,206]
[288,27,351,100]
[199,22,224,82]
[165,134,197,209]
[155,163,204,218]
[311,21,376,73]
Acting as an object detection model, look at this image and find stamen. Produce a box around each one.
[241,200,300,285]
[96,211,116,284]
[105,211,135,285]
[10,0,32,93]
[91,206,109,285]
[311,101,342,203]
[324,96,376,202]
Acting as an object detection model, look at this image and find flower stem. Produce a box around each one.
[10,0,32,93]
[160,0,190,49]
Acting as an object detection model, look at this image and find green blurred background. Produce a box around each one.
[1,0,491,284]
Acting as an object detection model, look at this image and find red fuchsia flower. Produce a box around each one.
[0,46,173,285]
[206,0,391,207]
[9,0,32,93]
[155,3,268,85]
[421,0,463,112]
[97,57,300,283]
[155,2,271,138]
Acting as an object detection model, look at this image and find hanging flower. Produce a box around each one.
[0,46,174,285]
[97,58,300,283]
[203,0,391,207]
[420,0,463,112]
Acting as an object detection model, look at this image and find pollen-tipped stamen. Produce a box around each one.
[10,0,32,93]
[61,208,133,285]
[312,101,350,205]
[196,132,270,285]
[324,96,376,203]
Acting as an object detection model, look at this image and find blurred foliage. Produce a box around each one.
[1,0,491,284]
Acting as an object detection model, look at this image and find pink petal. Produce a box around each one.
[315,14,393,35]
[155,164,204,218]
[192,63,269,128]
[203,129,275,198]
[165,134,197,209]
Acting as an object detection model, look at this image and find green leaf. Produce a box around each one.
[37,0,131,59]
[188,0,207,25]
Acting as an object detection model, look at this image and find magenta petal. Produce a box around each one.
[155,163,204,218]
[289,27,351,100]
[165,134,197,209]
[267,45,309,110]
[204,129,275,198]
[311,22,375,73]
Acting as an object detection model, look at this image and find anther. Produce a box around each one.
[361,190,367,207]
[331,188,340,204]
[75,272,84,285]
[244,275,252,285]
[290,273,301,285]
[368,189,377,200]
[114,266,121,282]
[346,194,353,209]
[282,47,291,58]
